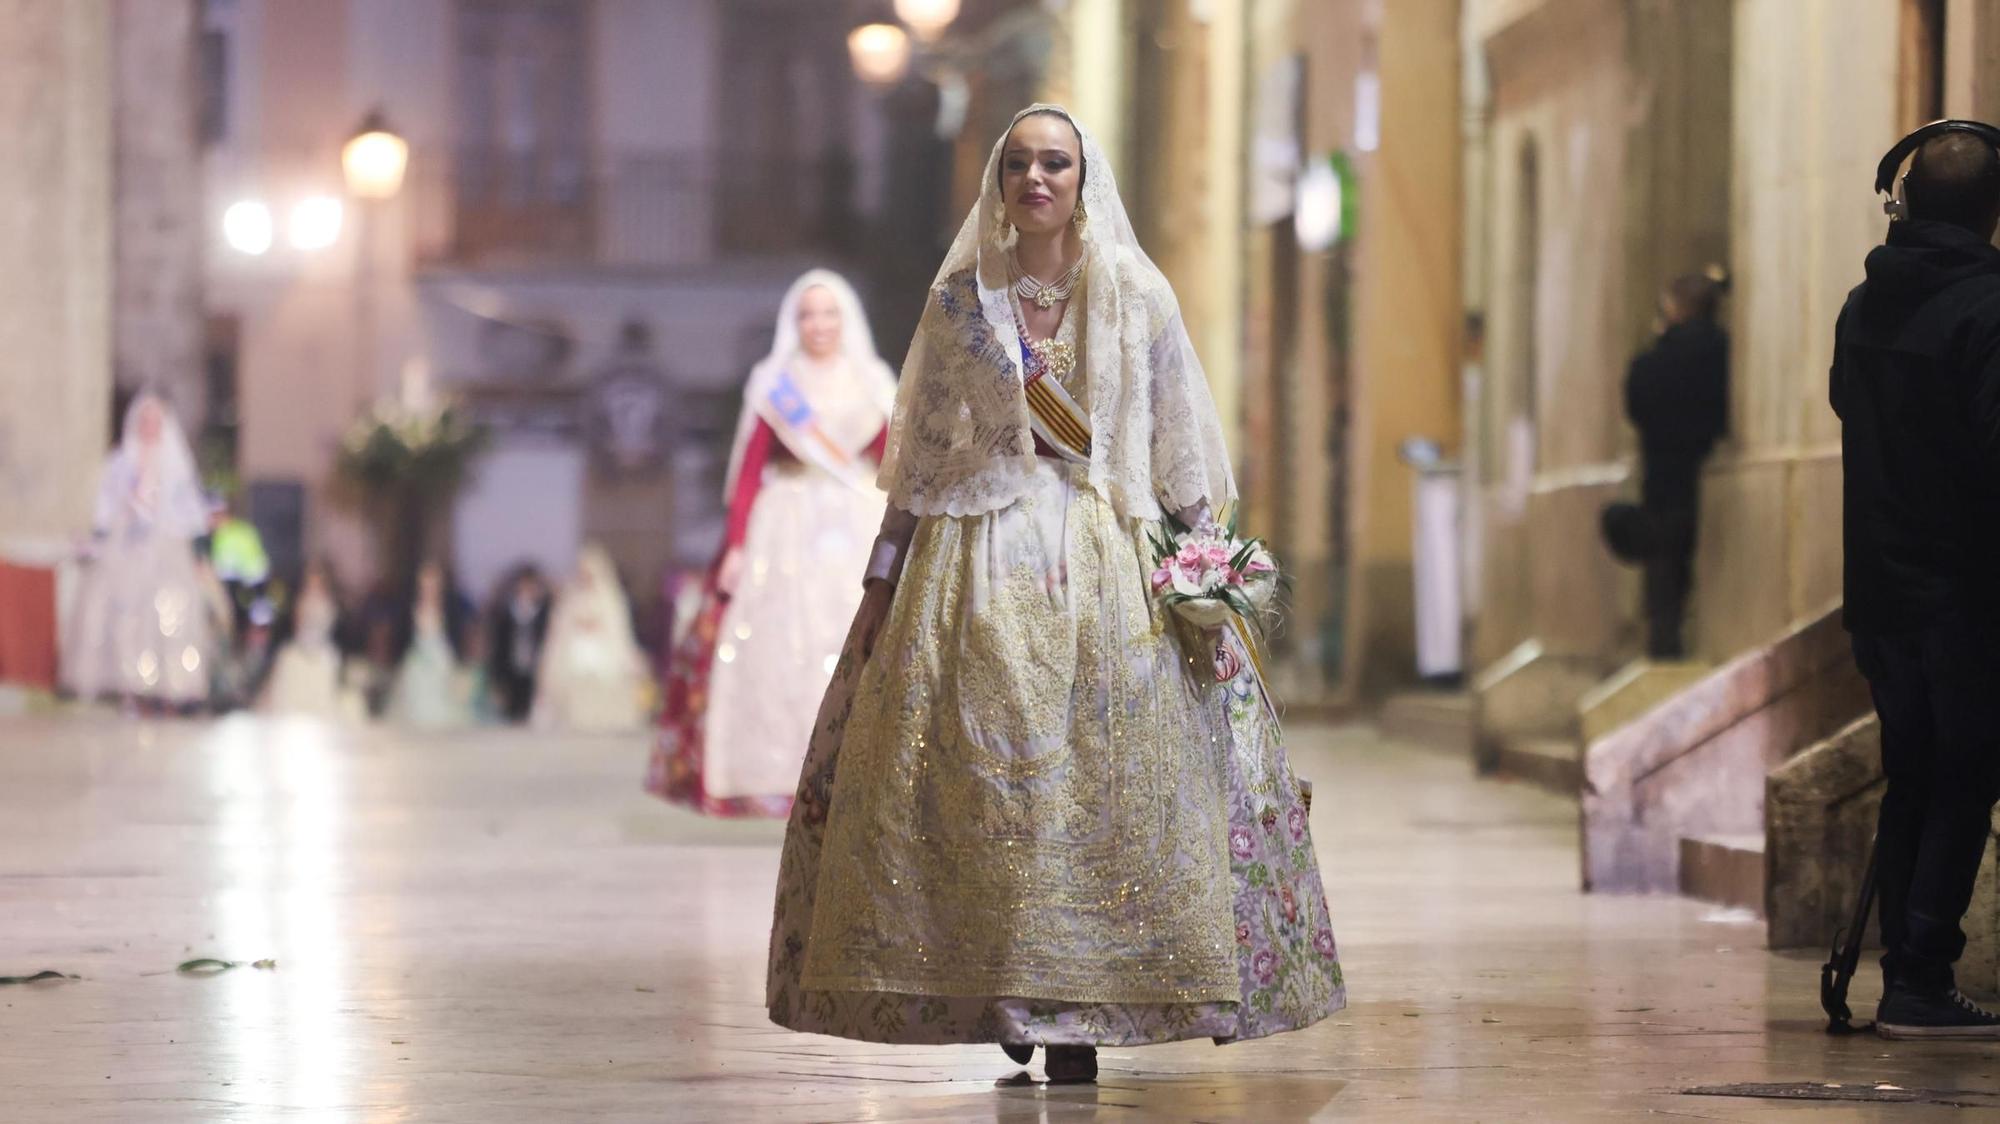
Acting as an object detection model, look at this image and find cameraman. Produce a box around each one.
[1833,126,2000,1037]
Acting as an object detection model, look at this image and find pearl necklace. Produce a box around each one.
[1010,254,1085,310]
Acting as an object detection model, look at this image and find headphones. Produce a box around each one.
[1876,118,2000,219]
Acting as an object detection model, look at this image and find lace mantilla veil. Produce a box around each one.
[877,104,1236,521]
[98,391,208,540]
[723,269,900,499]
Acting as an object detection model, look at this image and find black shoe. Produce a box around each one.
[1000,1042,1034,1066]
[1044,1045,1097,1085]
[1877,984,2000,1039]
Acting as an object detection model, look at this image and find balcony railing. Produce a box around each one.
[422,147,853,269]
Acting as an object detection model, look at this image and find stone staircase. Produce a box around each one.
[1764,713,2000,1001]
[1470,640,1605,796]
[1378,690,1474,756]
[1678,833,1764,913]
[1580,604,1870,895]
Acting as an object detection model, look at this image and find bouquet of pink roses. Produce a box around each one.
[1146,510,1281,633]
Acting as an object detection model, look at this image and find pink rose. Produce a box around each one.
[1228,825,1255,859]
[1252,948,1277,984]
[1235,921,1251,946]
[1280,885,1298,924]
[1313,928,1337,958]
[1286,805,1307,843]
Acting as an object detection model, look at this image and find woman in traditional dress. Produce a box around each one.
[648,270,896,816]
[766,106,1343,1084]
[64,392,216,711]
[531,544,649,733]
[388,561,475,728]
[261,560,355,719]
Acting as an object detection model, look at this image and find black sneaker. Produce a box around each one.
[1877,984,2000,1039]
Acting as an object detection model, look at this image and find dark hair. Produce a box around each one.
[1665,266,1729,323]
[1906,132,2000,231]
[997,108,1087,190]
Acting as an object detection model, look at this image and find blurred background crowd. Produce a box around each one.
[0,0,1979,738]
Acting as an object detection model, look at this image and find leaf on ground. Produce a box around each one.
[0,970,80,985]
[177,958,238,975]
[174,957,277,975]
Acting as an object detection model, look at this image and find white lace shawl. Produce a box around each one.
[877,104,1235,522]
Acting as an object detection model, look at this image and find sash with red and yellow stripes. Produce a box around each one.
[1019,338,1092,465]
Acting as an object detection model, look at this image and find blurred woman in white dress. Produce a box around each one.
[64,393,216,710]
[648,270,896,817]
[532,544,648,733]
[389,561,476,728]
[262,560,355,719]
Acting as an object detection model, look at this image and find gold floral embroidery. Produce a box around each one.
[801,466,1238,1004]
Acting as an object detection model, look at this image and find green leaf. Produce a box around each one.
[176,958,238,975]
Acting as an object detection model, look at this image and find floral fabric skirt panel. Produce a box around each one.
[766,462,1343,1046]
[649,465,882,817]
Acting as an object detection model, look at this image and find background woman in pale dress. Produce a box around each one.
[649,270,896,817]
[64,392,216,710]
[389,561,475,728]
[532,544,649,733]
[262,560,355,719]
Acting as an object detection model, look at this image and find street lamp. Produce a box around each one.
[340,108,409,426]
[222,199,274,256]
[893,0,960,41]
[289,195,345,250]
[342,109,409,200]
[847,22,911,87]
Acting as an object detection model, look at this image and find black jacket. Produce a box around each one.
[1831,219,2000,634]
[1626,319,1730,510]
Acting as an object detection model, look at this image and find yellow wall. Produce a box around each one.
[1345,0,1464,690]
[1693,0,1902,657]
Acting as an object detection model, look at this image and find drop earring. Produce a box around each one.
[1071,200,1089,235]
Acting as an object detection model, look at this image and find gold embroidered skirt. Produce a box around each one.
[787,461,1240,1005]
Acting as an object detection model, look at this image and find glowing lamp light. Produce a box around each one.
[289,195,345,251]
[1294,158,1343,252]
[894,0,960,41]
[847,23,911,87]
[222,199,274,256]
[342,111,409,200]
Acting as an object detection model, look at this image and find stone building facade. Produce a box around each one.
[1043,0,1465,703]
[0,0,204,551]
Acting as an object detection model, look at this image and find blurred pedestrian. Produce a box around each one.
[262,560,355,719]
[388,560,475,728]
[488,562,552,722]
[531,544,648,733]
[63,392,216,713]
[1601,268,1730,659]
[649,269,894,817]
[1834,123,2000,1037]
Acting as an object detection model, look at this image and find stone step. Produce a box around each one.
[1378,690,1473,756]
[1492,732,1581,795]
[1679,833,1766,915]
